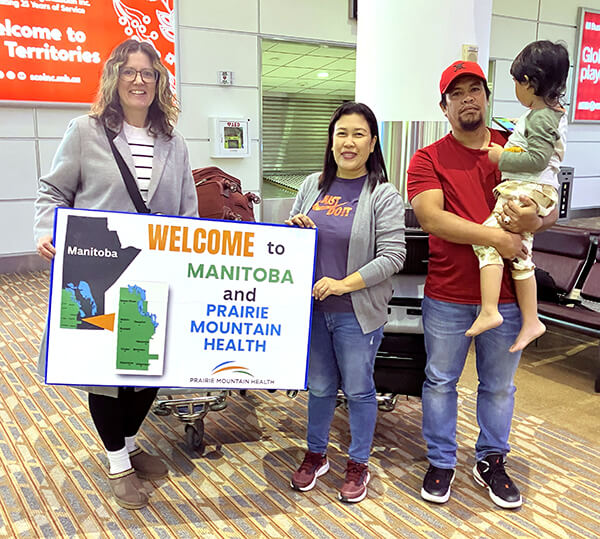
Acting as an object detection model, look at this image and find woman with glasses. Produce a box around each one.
[33,39,197,510]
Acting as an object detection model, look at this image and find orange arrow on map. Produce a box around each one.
[81,313,115,331]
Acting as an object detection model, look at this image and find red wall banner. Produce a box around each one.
[572,8,600,122]
[0,0,175,104]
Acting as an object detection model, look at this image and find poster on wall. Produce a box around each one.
[571,7,600,122]
[45,208,317,390]
[0,0,175,104]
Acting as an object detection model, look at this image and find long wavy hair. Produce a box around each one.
[90,39,178,137]
[319,102,388,193]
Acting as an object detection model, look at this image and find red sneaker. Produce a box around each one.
[290,451,329,491]
[338,460,370,503]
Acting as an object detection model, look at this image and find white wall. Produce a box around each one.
[356,0,492,122]
[0,0,356,259]
[490,0,600,209]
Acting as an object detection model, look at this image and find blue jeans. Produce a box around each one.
[306,311,383,464]
[421,296,522,469]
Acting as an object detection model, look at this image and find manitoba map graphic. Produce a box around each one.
[59,215,168,375]
[114,281,169,375]
[60,215,140,330]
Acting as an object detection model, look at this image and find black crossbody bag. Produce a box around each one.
[104,125,151,214]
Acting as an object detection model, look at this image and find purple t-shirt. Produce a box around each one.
[307,175,366,312]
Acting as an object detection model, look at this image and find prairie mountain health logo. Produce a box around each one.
[211,361,253,377]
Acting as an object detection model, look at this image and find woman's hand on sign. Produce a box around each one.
[312,277,347,301]
[285,213,316,228]
[37,235,56,262]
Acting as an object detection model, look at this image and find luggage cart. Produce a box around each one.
[337,209,429,411]
[153,389,229,450]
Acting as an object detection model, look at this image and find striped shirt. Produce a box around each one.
[122,122,155,202]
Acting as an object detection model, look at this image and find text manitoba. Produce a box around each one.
[191,320,281,336]
[67,246,117,257]
[188,263,293,283]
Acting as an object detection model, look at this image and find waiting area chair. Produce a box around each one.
[533,226,600,392]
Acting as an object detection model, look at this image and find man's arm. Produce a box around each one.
[498,109,561,173]
[411,189,528,260]
[500,196,558,234]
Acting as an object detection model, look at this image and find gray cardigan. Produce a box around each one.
[291,172,406,333]
[34,115,198,241]
[34,115,198,397]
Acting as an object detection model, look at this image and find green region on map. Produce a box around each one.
[116,286,158,370]
[60,288,81,329]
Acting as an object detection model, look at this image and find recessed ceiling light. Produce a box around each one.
[317,72,329,78]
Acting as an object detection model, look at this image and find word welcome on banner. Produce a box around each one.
[0,0,175,104]
[45,208,317,390]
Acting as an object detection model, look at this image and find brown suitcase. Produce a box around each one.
[192,166,260,222]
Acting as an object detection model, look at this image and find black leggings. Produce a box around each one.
[88,387,159,451]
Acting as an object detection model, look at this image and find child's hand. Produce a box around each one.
[483,142,504,164]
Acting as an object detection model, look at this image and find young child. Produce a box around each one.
[466,40,569,353]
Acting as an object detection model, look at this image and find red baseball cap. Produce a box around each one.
[439,60,487,95]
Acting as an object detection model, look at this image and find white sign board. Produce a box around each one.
[45,208,317,390]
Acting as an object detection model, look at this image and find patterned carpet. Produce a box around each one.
[1,271,599,538]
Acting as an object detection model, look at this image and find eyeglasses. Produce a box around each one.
[119,67,158,83]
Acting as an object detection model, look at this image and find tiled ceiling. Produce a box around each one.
[262,39,356,97]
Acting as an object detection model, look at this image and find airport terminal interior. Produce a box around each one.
[1,0,600,537]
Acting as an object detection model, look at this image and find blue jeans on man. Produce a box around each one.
[307,310,384,463]
[421,295,522,468]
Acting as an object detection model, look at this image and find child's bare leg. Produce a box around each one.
[510,275,546,353]
[466,264,504,337]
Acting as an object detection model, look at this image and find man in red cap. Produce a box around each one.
[407,61,557,508]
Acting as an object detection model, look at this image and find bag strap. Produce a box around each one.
[104,125,151,214]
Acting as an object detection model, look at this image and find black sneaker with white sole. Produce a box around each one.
[473,454,522,509]
[421,464,456,503]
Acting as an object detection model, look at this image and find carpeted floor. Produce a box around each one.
[1,271,599,538]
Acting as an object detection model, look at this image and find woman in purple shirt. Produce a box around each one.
[286,102,406,503]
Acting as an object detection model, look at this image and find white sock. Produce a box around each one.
[125,436,139,454]
[107,446,131,475]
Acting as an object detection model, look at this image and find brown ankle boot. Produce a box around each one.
[129,448,168,480]
[109,468,149,509]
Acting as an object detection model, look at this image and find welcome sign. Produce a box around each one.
[0,0,175,104]
[45,208,317,390]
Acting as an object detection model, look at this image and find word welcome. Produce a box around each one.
[149,224,254,257]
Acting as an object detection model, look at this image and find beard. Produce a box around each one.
[459,111,484,131]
